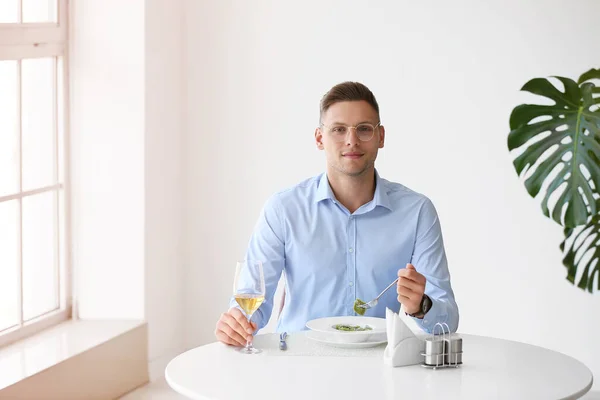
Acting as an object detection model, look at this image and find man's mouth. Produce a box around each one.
[343,152,364,159]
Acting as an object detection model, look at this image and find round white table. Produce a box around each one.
[165,332,593,400]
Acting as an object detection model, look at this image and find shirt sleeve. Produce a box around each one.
[409,198,460,334]
[229,194,286,331]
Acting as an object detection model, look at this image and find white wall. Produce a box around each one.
[144,0,185,378]
[70,0,145,319]
[183,0,600,389]
[70,0,185,380]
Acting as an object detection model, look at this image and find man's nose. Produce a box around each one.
[345,127,360,145]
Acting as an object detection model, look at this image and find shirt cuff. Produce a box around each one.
[411,298,447,334]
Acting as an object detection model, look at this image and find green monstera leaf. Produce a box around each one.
[561,199,600,292]
[578,68,600,93]
[508,72,600,228]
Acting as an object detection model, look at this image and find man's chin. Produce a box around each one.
[341,166,370,177]
[327,160,374,177]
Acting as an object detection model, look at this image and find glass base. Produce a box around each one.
[238,346,262,354]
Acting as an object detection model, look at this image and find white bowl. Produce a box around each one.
[306,331,387,348]
[305,316,387,344]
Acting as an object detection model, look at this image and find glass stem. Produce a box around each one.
[245,316,252,350]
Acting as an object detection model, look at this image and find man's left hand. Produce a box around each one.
[397,263,426,315]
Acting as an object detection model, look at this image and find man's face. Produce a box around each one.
[315,100,385,178]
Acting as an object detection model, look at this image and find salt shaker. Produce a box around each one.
[445,335,463,365]
[424,336,445,367]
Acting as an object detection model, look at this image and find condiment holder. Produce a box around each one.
[421,322,463,369]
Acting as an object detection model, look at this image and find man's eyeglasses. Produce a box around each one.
[320,122,381,142]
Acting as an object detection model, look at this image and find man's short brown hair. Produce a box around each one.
[319,81,380,122]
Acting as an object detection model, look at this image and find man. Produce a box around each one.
[215,81,459,347]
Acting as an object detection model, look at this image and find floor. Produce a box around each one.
[119,378,186,400]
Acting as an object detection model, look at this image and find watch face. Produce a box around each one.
[423,295,432,313]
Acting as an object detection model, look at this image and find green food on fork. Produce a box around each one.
[353,298,367,315]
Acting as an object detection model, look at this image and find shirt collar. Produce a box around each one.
[314,172,335,203]
[314,170,393,211]
[372,170,393,211]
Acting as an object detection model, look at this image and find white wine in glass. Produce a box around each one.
[233,260,265,354]
[235,293,265,316]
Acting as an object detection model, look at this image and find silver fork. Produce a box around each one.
[357,277,399,310]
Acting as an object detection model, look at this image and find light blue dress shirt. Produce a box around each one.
[230,170,459,334]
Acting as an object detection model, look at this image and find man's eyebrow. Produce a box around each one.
[328,120,375,125]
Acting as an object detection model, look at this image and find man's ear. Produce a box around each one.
[315,128,325,150]
[378,125,385,149]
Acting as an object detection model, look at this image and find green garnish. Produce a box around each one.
[333,324,373,332]
[353,298,366,315]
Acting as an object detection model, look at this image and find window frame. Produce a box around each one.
[0,0,72,348]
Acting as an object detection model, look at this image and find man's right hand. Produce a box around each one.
[214,307,258,346]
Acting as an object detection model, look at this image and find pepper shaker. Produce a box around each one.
[445,335,463,365]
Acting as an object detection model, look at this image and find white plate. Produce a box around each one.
[306,331,387,348]
[305,316,387,344]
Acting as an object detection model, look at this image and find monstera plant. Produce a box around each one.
[508,68,600,293]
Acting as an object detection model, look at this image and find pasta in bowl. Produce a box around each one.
[305,316,386,344]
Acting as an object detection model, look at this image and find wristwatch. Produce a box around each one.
[409,294,432,318]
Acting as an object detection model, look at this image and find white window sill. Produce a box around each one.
[0,319,145,391]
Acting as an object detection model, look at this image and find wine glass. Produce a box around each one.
[233,259,265,354]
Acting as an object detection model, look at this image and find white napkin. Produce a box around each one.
[383,307,426,367]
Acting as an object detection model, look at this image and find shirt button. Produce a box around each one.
[349,282,354,287]
[349,248,354,253]
[349,215,354,220]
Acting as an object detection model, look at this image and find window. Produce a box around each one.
[0,0,70,347]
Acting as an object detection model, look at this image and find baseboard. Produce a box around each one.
[148,345,187,382]
[0,323,149,400]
